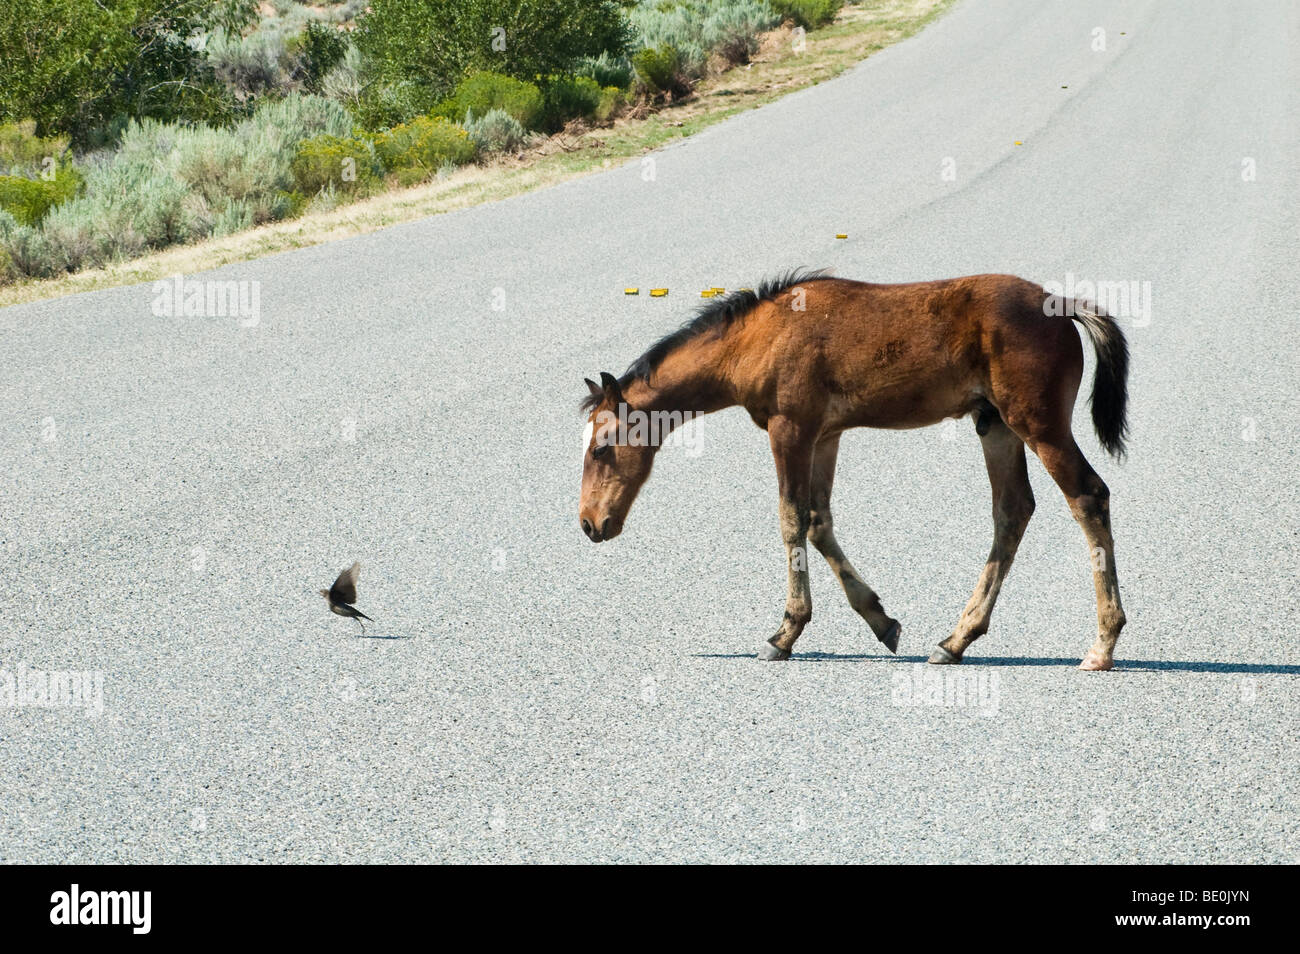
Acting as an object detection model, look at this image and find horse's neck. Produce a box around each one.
[625,343,735,417]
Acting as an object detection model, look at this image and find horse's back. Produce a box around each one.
[745,274,1080,432]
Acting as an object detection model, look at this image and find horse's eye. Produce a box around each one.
[591,443,610,460]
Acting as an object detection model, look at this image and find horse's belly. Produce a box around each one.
[827,379,980,431]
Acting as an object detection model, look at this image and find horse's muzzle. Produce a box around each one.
[581,517,616,542]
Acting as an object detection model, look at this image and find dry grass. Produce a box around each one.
[0,0,952,309]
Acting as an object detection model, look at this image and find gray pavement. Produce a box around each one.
[0,0,1296,862]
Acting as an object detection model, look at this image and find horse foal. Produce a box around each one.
[579,271,1130,671]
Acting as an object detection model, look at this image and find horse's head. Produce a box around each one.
[579,372,656,542]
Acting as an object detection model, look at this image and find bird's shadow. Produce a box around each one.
[355,632,409,640]
[692,652,1300,675]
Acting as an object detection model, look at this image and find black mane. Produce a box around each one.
[580,268,831,412]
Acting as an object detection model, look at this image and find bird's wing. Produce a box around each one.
[330,561,360,605]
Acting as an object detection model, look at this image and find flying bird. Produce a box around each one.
[321,561,373,633]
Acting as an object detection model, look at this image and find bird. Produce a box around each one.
[320,561,374,633]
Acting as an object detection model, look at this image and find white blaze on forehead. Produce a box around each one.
[582,421,594,447]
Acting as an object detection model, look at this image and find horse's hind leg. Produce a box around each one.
[929,417,1035,664]
[1034,436,1126,671]
[808,435,901,652]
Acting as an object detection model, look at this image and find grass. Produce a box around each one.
[0,0,954,309]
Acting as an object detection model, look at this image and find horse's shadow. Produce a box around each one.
[692,652,1300,675]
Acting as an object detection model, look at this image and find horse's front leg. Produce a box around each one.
[809,435,902,653]
[758,417,815,661]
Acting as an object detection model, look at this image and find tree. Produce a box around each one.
[356,0,635,106]
[0,0,255,143]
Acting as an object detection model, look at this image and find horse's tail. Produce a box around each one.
[1069,305,1130,460]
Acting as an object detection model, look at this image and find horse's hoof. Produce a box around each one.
[757,640,792,661]
[878,620,901,654]
[1079,651,1114,671]
[927,645,961,665]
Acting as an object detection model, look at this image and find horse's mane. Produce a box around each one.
[580,268,832,412]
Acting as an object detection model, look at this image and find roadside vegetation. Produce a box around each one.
[0,0,949,304]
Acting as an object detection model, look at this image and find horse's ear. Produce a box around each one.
[584,377,602,398]
[599,371,623,402]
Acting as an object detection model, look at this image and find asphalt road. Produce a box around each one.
[1,0,1296,863]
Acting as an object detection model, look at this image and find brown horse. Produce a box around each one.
[579,271,1129,671]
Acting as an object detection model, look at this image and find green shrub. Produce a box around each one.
[630,1,780,77]
[0,165,82,226]
[320,44,364,109]
[291,22,351,93]
[260,0,320,39]
[206,27,290,101]
[0,95,355,278]
[38,165,189,272]
[268,0,311,24]
[0,125,182,275]
[0,121,70,176]
[356,0,634,106]
[632,45,688,97]
[374,116,475,180]
[209,199,255,238]
[176,125,292,222]
[278,189,309,218]
[179,94,353,222]
[0,1,246,142]
[595,86,625,123]
[706,2,777,65]
[237,93,354,144]
[357,81,436,132]
[463,108,529,154]
[291,134,380,195]
[390,165,428,188]
[773,0,843,29]
[435,72,544,131]
[0,208,58,280]
[0,210,16,284]
[539,75,603,131]
[207,15,352,103]
[574,52,634,90]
